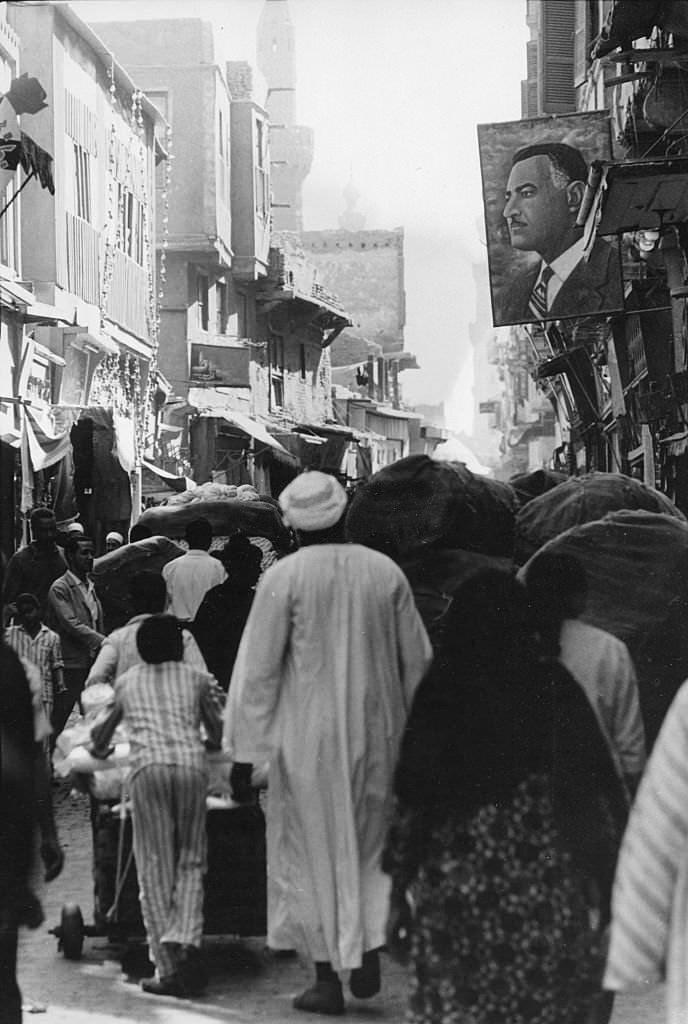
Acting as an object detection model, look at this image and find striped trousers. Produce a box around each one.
[129,764,207,980]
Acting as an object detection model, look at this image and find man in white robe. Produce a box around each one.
[224,471,432,1016]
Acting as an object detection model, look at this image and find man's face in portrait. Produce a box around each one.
[503,154,580,264]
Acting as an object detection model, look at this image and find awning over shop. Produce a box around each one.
[25,405,70,470]
[141,459,196,493]
[186,387,298,466]
[220,409,291,455]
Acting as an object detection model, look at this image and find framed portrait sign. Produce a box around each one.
[477,111,624,328]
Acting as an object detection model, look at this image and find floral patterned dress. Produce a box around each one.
[385,772,604,1024]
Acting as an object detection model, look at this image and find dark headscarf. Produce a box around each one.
[392,568,627,910]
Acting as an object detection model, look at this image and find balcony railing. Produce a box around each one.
[106,248,149,340]
[66,212,99,305]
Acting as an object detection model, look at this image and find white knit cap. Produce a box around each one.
[279,471,347,532]
[65,522,84,534]
[105,531,124,545]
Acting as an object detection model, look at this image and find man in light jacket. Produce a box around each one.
[47,533,104,740]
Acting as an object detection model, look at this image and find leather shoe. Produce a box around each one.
[141,975,187,998]
[176,945,208,995]
[293,980,345,1015]
[350,949,381,999]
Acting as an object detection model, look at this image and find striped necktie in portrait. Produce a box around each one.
[528,264,554,321]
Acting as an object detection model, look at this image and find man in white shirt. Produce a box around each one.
[162,518,225,622]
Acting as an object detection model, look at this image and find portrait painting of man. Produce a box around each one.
[478,112,624,328]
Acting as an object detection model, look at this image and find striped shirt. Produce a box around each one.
[90,660,223,781]
[18,655,52,743]
[5,623,63,706]
[604,679,688,1022]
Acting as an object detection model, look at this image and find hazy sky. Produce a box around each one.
[71,0,529,430]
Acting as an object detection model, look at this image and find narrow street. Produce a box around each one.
[18,781,411,1024]
[16,780,666,1024]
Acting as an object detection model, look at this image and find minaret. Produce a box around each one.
[339,175,366,231]
[257,0,313,231]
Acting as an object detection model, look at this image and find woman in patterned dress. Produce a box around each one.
[383,568,628,1024]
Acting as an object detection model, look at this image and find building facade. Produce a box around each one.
[5,2,164,551]
[486,0,688,507]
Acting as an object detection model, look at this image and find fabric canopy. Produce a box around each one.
[220,411,290,454]
[141,459,195,493]
[25,406,70,471]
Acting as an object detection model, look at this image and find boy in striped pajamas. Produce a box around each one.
[90,614,222,998]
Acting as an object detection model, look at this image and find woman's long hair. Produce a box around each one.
[523,550,588,658]
[394,568,548,813]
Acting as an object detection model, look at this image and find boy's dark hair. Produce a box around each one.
[64,534,93,563]
[185,517,212,551]
[129,572,167,616]
[15,592,40,613]
[136,614,183,665]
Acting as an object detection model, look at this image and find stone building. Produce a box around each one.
[7,1,164,549]
[256,0,312,232]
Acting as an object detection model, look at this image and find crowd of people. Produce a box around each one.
[2,469,687,1023]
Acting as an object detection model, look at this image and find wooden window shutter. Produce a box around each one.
[541,1,576,113]
[573,0,590,87]
[522,39,539,117]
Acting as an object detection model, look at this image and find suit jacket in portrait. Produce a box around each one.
[47,572,104,670]
[497,236,624,326]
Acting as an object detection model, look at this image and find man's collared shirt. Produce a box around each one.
[162,549,226,621]
[5,623,63,706]
[64,569,99,627]
[537,235,587,311]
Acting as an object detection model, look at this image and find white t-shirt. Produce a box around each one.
[161,549,226,621]
[560,618,646,777]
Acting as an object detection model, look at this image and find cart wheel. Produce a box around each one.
[60,903,84,960]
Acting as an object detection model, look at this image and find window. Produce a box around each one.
[217,107,229,206]
[197,273,209,331]
[254,117,269,219]
[147,90,169,121]
[271,374,284,409]
[216,280,228,335]
[73,143,92,221]
[117,184,145,265]
[269,336,284,410]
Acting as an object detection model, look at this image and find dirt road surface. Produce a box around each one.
[15,781,665,1023]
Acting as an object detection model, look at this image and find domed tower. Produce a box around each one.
[339,175,366,231]
[257,0,313,231]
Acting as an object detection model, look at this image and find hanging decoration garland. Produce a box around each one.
[138,117,173,461]
[94,69,166,465]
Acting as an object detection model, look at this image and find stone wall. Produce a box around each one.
[301,228,406,360]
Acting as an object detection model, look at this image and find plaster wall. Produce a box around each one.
[302,229,405,357]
